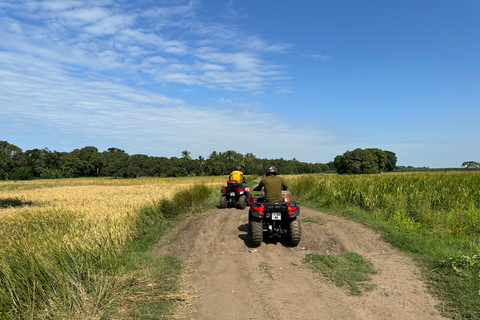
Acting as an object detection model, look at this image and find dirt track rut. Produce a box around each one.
[153,206,445,320]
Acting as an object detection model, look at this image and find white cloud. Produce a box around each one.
[307,54,331,62]
[61,7,110,26]
[83,14,136,35]
[276,88,292,94]
[0,55,334,160]
[1,0,289,91]
[0,1,332,160]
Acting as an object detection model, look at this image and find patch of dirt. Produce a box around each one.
[152,206,445,320]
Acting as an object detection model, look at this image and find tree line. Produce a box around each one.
[0,141,333,180]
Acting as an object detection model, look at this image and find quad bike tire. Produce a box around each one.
[237,195,247,209]
[288,219,301,246]
[249,219,263,247]
[220,195,227,208]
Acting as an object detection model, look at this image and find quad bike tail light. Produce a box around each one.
[253,204,264,215]
[288,204,298,216]
[245,187,250,192]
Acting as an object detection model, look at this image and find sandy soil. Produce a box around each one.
[153,205,446,320]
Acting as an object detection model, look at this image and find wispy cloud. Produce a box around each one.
[0,0,340,162]
[303,53,331,62]
[0,0,288,91]
[0,57,334,159]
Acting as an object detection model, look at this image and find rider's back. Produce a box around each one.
[259,175,285,203]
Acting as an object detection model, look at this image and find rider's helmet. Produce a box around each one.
[236,165,242,171]
[265,165,277,176]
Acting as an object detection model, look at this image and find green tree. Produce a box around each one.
[462,161,480,170]
[181,150,191,161]
[367,148,387,172]
[334,148,395,174]
[384,151,397,172]
[61,156,84,178]
[101,148,129,178]
[9,166,34,180]
[126,154,150,178]
[0,149,13,179]
[71,146,103,176]
[0,141,22,160]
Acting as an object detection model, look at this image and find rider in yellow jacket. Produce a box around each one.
[229,165,246,184]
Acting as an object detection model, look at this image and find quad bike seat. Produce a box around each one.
[227,180,239,187]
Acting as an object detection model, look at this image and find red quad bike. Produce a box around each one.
[220,180,251,209]
[248,192,301,247]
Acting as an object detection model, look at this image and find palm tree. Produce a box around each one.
[198,155,206,168]
[245,153,256,165]
[224,150,235,162]
[181,150,191,161]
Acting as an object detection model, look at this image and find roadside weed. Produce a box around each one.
[259,262,274,279]
[304,252,377,295]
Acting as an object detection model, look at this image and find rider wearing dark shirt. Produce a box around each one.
[254,165,287,203]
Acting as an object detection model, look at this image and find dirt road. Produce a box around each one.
[153,206,445,320]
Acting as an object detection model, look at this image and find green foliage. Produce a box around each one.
[148,184,213,220]
[304,252,377,295]
[289,172,480,237]
[290,172,480,318]
[9,166,34,180]
[334,148,396,174]
[0,141,331,180]
[462,161,480,170]
[0,210,127,319]
[39,167,63,179]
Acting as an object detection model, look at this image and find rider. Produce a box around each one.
[254,165,287,203]
[229,165,246,185]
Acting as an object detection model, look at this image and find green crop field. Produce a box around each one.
[288,171,480,237]
[288,171,480,319]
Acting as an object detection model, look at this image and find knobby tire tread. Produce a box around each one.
[220,195,227,208]
[237,195,246,209]
[289,219,301,246]
[250,219,263,247]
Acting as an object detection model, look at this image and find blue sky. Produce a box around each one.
[1,0,479,168]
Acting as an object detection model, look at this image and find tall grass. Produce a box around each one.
[0,177,223,319]
[288,172,480,319]
[288,172,480,237]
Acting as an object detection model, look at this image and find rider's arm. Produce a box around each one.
[254,180,264,191]
[241,173,246,183]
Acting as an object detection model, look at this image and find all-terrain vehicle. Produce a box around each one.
[248,193,301,247]
[220,180,251,209]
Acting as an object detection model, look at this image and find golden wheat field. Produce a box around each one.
[0,176,228,318]
[1,176,225,218]
[0,176,226,250]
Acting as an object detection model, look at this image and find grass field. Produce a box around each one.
[3,172,480,319]
[0,176,226,319]
[288,171,480,319]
